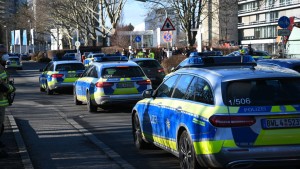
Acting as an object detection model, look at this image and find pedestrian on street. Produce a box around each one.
[0,64,15,158]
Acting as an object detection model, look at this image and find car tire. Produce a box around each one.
[133,113,150,149]
[40,86,45,92]
[46,83,53,95]
[73,88,82,105]
[179,130,201,169]
[87,92,97,112]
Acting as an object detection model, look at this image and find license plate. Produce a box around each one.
[262,118,300,129]
[117,82,134,88]
[150,78,156,80]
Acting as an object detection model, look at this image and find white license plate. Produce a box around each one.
[117,82,134,88]
[262,118,300,129]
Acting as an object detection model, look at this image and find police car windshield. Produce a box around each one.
[225,78,300,106]
[102,66,144,78]
[55,63,85,71]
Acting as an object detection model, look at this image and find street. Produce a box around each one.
[5,61,180,169]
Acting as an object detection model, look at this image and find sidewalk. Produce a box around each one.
[0,114,27,169]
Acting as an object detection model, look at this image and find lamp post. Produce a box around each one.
[3,25,8,53]
[135,0,170,55]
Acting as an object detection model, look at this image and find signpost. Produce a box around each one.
[278,16,291,58]
[161,18,175,31]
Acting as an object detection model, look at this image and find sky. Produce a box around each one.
[123,0,148,27]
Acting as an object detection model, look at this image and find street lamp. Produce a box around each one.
[3,25,8,53]
[135,0,171,55]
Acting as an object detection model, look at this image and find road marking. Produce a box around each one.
[7,111,34,169]
[54,106,136,169]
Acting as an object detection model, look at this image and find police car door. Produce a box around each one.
[147,75,179,142]
[40,62,53,88]
[165,75,194,142]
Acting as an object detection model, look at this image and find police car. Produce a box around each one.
[258,59,300,73]
[132,61,300,169]
[5,56,22,70]
[73,61,152,112]
[84,53,106,67]
[39,60,85,95]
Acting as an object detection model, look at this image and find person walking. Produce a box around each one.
[0,64,15,158]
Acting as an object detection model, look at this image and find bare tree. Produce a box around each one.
[146,0,216,47]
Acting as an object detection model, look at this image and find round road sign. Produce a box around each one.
[163,32,172,42]
[135,36,141,43]
[278,16,290,29]
[75,41,80,47]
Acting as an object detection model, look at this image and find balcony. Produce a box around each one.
[238,18,279,27]
[239,0,300,15]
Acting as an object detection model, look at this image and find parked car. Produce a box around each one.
[73,61,152,112]
[251,50,272,60]
[257,59,300,73]
[132,61,300,169]
[39,60,85,95]
[130,58,165,89]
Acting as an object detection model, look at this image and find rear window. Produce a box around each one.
[102,66,145,78]
[9,58,20,61]
[225,78,300,106]
[135,60,162,68]
[55,63,85,71]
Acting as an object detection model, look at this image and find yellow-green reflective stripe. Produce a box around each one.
[143,133,177,151]
[193,140,224,155]
[63,78,77,83]
[138,99,228,118]
[0,100,9,106]
[255,128,300,145]
[271,105,297,112]
[0,72,7,79]
[113,88,138,94]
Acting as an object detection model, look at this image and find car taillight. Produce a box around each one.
[137,79,151,85]
[51,74,64,78]
[158,68,165,73]
[209,115,256,127]
[95,82,114,88]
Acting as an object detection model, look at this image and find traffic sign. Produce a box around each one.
[278,29,291,36]
[75,41,80,47]
[163,31,172,42]
[161,18,175,31]
[278,16,290,29]
[135,36,141,43]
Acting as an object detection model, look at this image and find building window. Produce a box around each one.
[280,0,293,6]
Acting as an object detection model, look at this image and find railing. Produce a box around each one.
[238,18,279,27]
[239,0,300,15]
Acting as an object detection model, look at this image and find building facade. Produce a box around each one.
[238,0,300,54]
[201,0,238,49]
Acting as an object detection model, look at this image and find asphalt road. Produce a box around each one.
[6,61,180,169]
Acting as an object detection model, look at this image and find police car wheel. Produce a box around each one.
[179,130,201,169]
[40,86,45,92]
[133,113,150,149]
[73,89,82,105]
[87,92,97,112]
[46,84,53,95]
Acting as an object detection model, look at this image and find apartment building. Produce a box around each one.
[238,0,300,54]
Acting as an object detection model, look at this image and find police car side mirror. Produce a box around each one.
[143,89,154,98]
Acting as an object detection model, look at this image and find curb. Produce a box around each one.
[7,111,34,169]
